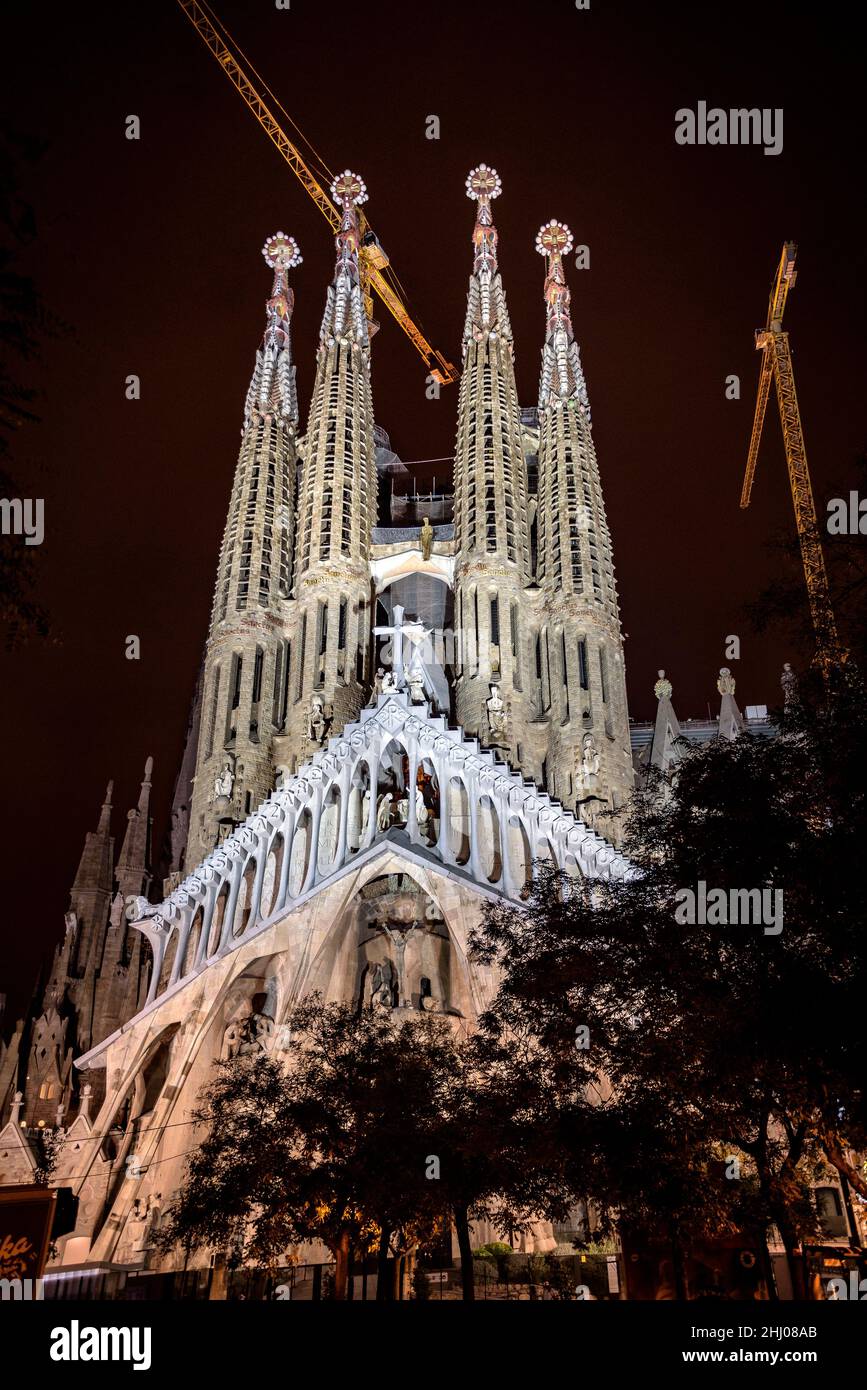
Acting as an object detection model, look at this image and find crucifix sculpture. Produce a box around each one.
[373,604,429,689]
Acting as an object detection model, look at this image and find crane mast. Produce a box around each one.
[740,242,846,676]
[176,0,458,384]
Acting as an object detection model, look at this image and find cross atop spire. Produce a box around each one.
[466,163,502,279]
[462,165,512,345]
[535,219,590,413]
[319,170,370,346]
[261,232,302,352]
[243,232,302,428]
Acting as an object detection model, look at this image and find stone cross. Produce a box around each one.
[373,604,427,688]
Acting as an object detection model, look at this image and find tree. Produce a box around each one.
[156,998,459,1300]
[471,667,867,1297]
[427,1024,578,1301]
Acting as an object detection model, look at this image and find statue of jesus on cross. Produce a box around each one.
[373,603,429,691]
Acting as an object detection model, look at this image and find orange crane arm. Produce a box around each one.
[740,241,845,674]
[740,340,773,509]
[176,0,458,384]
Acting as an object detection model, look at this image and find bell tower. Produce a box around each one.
[188,233,302,858]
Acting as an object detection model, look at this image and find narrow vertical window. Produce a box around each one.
[206,666,221,759]
[296,614,307,702]
[578,638,589,691]
[510,601,521,689]
[560,630,570,720]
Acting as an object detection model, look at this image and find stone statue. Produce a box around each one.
[214,761,234,800]
[486,683,507,741]
[580,733,600,783]
[419,978,440,1013]
[307,693,327,743]
[415,787,435,844]
[654,669,673,701]
[376,792,393,831]
[717,667,736,696]
[370,960,395,1011]
[407,659,425,704]
[780,661,798,707]
[222,1010,274,1060]
[419,516,434,562]
[381,670,398,694]
[368,667,386,705]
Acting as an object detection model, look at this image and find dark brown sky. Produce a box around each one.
[2,0,865,1017]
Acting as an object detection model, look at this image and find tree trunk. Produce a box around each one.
[760,1236,779,1301]
[332,1228,351,1301]
[454,1204,475,1302]
[671,1231,689,1301]
[376,1226,392,1302]
[779,1220,807,1301]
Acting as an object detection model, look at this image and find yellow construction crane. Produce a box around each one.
[740,242,846,675]
[176,0,458,385]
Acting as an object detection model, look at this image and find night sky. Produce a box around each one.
[2,0,865,1018]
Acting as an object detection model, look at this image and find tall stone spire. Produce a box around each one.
[275,172,377,774]
[453,166,531,762]
[69,781,116,978]
[533,221,633,831]
[187,235,302,861]
[115,755,153,901]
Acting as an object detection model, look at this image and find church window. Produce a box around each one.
[578,638,589,691]
[230,655,243,710]
[295,614,307,702]
[510,602,521,690]
[206,666,220,759]
[490,595,500,648]
[251,647,264,705]
[39,1081,57,1101]
[561,630,570,721]
[599,647,609,703]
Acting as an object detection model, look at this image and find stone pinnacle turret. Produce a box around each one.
[187,236,302,861]
[274,172,377,775]
[452,165,531,765]
[533,220,633,832]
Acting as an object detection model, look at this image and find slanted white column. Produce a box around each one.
[302,782,324,894]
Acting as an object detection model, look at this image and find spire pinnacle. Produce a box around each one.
[535,220,590,412]
[98,781,113,834]
[243,232,302,429]
[466,163,502,277]
[462,165,513,345]
[137,755,153,812]
[317,170,369,346]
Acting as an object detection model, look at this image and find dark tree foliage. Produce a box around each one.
[155,999,450,1299]
[155,995,579,1300]
[471,666,867,1298]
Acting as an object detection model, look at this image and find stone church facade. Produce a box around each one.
[1,166,763,1271]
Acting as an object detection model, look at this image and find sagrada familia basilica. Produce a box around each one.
[0,166,763,1269]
